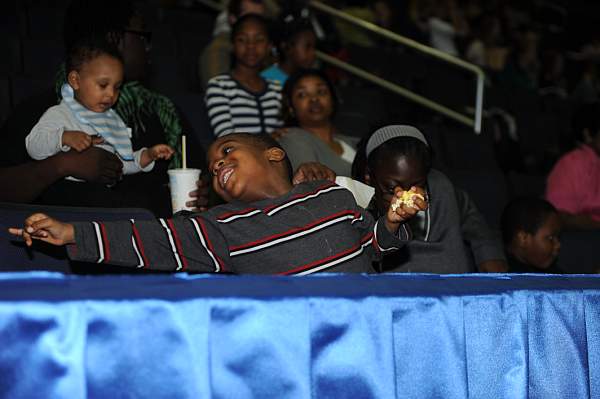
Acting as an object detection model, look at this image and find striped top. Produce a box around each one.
[204,74,283,137]
[67,180,411,275]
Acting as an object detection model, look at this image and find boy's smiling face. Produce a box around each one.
[370,154,428,214]
[208,135,289,203]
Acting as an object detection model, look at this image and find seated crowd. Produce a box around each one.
[2,0,599,275]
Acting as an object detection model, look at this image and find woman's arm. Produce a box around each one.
[0,148,122,203]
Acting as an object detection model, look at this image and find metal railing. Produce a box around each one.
[308,0,485,133]
[193,0,485,133]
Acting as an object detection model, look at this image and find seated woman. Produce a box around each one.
[276,68,359,176]
[545,102,600,230]
[205,13,283,137]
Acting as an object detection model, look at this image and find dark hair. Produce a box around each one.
[231,13,271,42]
[500,197,558,245]
[281,68,338,125]
[228,133,293,182]
[65,37,123,77]
[273,14,315,63]
[63,0,136,51]
[572,102,600,142]
[228,0,264,19]
[366,136,433,176]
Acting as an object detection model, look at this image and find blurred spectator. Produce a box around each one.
[538,49,568,99]
[545,102,600,230]
[498,27,540,91]
[571,61,599,106]
[198,0,266,88]
[465,14,508,71]
[261,12,317,86]
[427,0,469,56]
[205,14,283,137]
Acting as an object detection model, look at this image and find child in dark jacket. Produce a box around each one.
[358,125,507,273]
[10,133,427,275]
[500,197,562,273]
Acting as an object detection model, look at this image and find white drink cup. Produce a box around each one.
[168,168,201,213]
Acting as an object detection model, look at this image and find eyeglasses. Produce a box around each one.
[124,29,152,51]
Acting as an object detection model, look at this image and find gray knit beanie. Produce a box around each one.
[365,125,429,157]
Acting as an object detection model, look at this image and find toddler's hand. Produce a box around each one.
[385,186,428,229]
[8,213,75,247]
[63,131,103,152]
[148,144,175,161]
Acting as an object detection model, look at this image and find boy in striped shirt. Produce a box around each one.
[10,134,427,275]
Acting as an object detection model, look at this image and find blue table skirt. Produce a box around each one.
[1,272,599,399]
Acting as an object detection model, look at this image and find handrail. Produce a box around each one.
[316,51,473,127]
[308,0,484,133]
[192,0,484,133]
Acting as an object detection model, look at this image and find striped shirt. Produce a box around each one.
[67,181,411,275]
[205,74,283,137]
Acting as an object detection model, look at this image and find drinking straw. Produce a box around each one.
[182,135,187,169]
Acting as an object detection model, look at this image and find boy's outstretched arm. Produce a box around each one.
[12,213,231,273]
[9,213,75,247]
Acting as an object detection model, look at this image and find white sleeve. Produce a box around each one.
[122,147,154,175]
[26,107,71,160]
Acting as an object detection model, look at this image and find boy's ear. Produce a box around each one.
[364,167,372,185]
[67,71,80,90]
[266,147,286,162]
[516,230,530,246]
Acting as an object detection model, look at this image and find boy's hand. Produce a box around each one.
[385,186,428,233]
[186,175,210,212]
[293,162,336,184]
[62,131,104,152]
[148,144,175,161]
[8,213,75,247]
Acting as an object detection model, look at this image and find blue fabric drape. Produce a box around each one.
[0,272,599,399]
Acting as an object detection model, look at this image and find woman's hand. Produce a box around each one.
[292,162,336,185]
[9,213,75,247]
[58,147,123,185]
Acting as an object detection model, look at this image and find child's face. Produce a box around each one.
[208,136,285,203]
[370,154,428,214]
[290,75,333,126]
[286,31,316,69]
[68,54,123,113]
[233,20,270,70]
[520,213,562,269]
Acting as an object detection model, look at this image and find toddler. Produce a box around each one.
[26,38,173,179]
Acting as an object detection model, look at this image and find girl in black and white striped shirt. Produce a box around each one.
[205,14,283,138]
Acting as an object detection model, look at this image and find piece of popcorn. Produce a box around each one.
[391,190,425,211]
